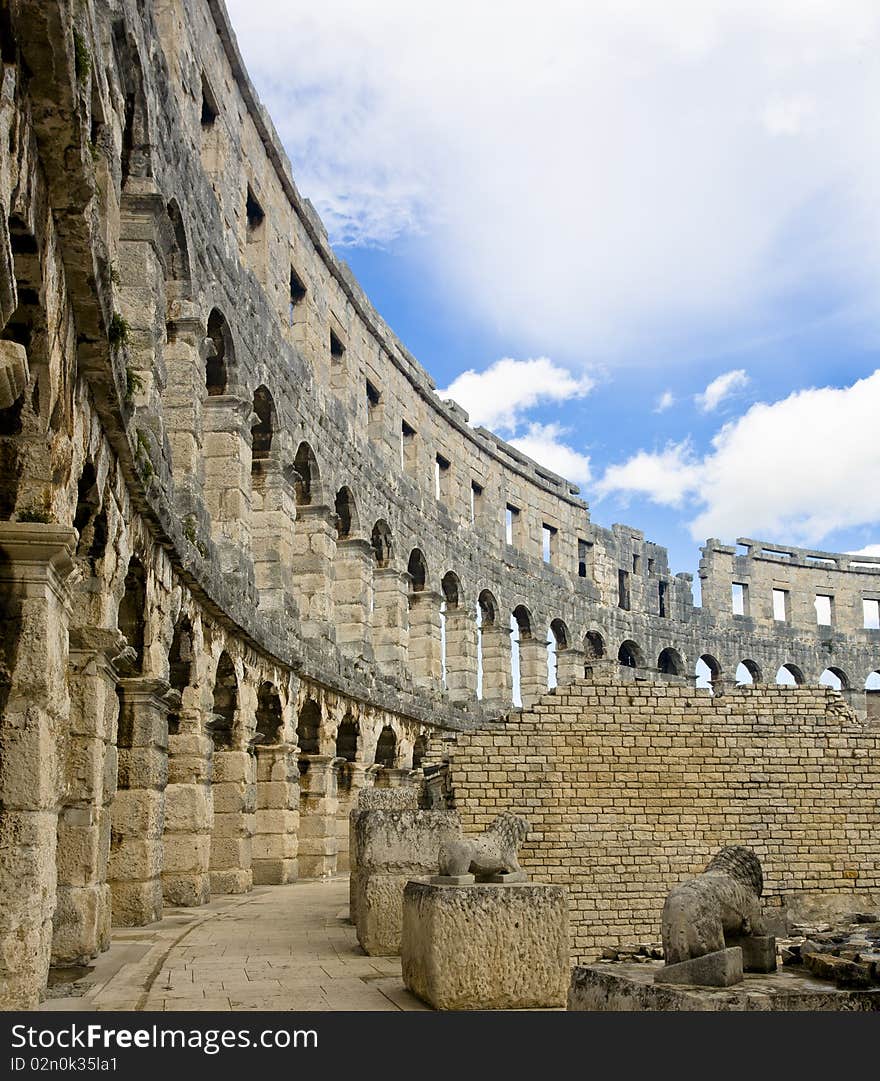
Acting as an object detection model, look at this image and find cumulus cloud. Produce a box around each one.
[849,545,880,558]
[596,370,880,545]
[654,390,676,413]
[226,0,880,363]
[695,369,750,413]
[437,357,593,432]
[509,423,592,487]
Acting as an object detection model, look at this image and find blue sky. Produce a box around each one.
[226,0,880,585]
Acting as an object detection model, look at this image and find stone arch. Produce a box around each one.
[251,385,275,463]
[374,725,397,768]
[334,486,358,540]
[696,653,722,689]
[205,308,234,396]
[512,604,533,640]
[584,630,606,662]
[371,519,393,567]
[407,547,427,592]
[478,589,498,625]
[441,571,461,609]
[549,618,569,650]
[118,555,146,668]
[293,441,319,506]
[73,460,108,567]
[819,666,850,691]
[162,198,191,303]
[210,651,237,748]
[864,670,880,690]
[737,659,762,684]
[296,698,321,755]
[412,734,428,770]
[776,662,805,686]
[166,614,193,734]
[547,618,569,690]
[255,680,283,743]
[335,715,359,761]
[618,639,643,668]
[657,647,685,676]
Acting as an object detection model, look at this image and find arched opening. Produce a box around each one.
[371,520,392,568]
[205,309,233,396]
[335,716,359,762]
[412,734,428,770]
[511,605,532,706]
[167,615,193,735]
[657,647,685,676]
[776,663,805,686]
[695,653,721,689]
[293,442,318,506]
[440,572,461,691]
[736,659,761,685]
[819,667,850,691]
[335,486,358,540]
[296,699,321,755]
[476,589,498,701]
[618,639,642,669]
[548,619,569,689]
[111,23,152,184]
[163,199,191,300]
[118,556,146,669]
[210,652,237,748]
[865,671,880,690]
[251,385,275,463]
[441,572,460,609]
[255,681,283,743]
[73,461,108,568]
[375,725,397,768]
[584,631,605,666]
[407,548,427,592]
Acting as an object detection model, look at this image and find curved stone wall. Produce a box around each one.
[0,0,878,1007]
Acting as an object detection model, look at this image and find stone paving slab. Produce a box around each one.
[39,877,427,1013]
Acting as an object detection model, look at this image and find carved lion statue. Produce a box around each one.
[438,812,530,878]
[661,846,768,965]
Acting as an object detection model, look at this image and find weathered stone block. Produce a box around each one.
[402,880,569,1009]
[654,946,743,987]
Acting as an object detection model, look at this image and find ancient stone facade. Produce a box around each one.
[0,0,878,1010]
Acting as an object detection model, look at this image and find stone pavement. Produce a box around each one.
[39,877,428,1012]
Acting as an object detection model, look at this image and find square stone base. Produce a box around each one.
[401,880,569,1010]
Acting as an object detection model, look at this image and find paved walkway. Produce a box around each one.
[40,877,428,1012]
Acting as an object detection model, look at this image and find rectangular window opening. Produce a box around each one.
[732,582,748,616]
[505,504,520,546]
[201,75,218,128]
[435,454,450,501]
[329,329,345,361]
[632,553,641,574]
[246,186,264,233]
[470,481,483,523]
[647,558,655,574]
[815,594,833,627]
[542,524,557,564]
[577,538,591,579]
[401,420,416,475]
[618,569,631,611]
[658,580,669,618]
[289,268,306,326]
[772,588,789,622]
[864,598,880,630]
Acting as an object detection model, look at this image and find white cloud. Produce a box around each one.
[437,357,593,432]
[849,545,880,558]
[226,0,880,363]
[596,370,880,545]
[509,423,592,487]
[654,390,676,413]
[695,369,750,413]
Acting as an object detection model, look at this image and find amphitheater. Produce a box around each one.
[1,0,879,1011]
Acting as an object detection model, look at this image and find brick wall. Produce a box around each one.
[449,677,880,961]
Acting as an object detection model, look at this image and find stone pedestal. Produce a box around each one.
[297,753,340,878]
[349,786,419,923]
[209,747,255,894]
[53,631,122,964]
[0,525,76,1008]
[162,726,213,906]
[401,880,569,1009]
[353,808,461,956]
[252,743,299,885]
[109,677,171,925]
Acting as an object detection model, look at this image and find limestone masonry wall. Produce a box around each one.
[450,677,880,962]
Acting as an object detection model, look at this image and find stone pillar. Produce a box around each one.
[0,524,75,1008]
[252,743,299,885]
[372,567,409,674]
[109,677,170,926]
[209,747,256,895]
[409,590,443,688]
[519,636,548,709]
[52,629,122,965]
[162,717,213,907]
[444,605,478,704]
[334,760,366,873]
[555,647,586,689]
[163,308,206,489]
[480,620,512,708]
[290,505,337,638]
[251,457,297,614]
[332,537,374,659]
[297,754,341,878]
[202,393,253,576]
